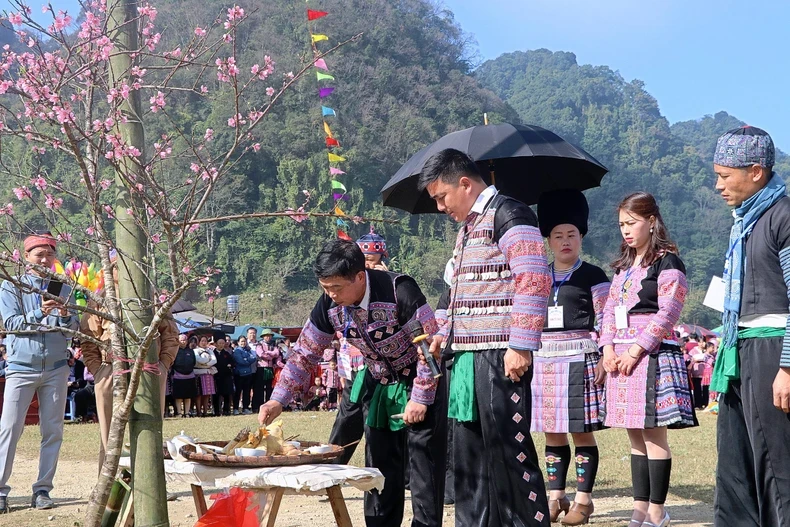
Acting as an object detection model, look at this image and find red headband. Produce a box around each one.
[24,235,56,252]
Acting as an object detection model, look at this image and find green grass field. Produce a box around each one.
[10,410,718,526]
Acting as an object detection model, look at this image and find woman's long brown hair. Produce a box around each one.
[612,192,679,272]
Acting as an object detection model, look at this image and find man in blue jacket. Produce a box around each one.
[0,233,79,513]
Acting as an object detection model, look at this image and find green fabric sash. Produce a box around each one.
[710,327,785,394]
[448,351,478,422]
[348,366,409,431]
[367,380,409,431]
[348,366,368,404]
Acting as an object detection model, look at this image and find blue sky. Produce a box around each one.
[5,0,789,151]
[443,0,790,151]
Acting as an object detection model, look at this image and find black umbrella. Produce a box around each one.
[381,123,608,214]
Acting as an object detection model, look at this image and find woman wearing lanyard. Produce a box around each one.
[600,192,697,527]
[533,189,610,525]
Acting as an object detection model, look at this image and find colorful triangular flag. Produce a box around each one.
[336,219,350,228]
[323,121,333,138]
[316,72,335,81]
[333,193,350,201]
[334,205,346,216]
[328,153,346,163]
[307,9,328,20]
[337,230,352,241]
[331,180,347,192]
[314,58,328,71]
[322,106,336,117]
[319,87,335,98]
[330,167,346,176]
[311,34,328,43]
[326,137,340,147]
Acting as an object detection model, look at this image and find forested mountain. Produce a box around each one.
[2,2,783,328]
[474,49,789,326]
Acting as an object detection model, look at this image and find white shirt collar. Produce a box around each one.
[357,271,371,311]
[470,185,499,215]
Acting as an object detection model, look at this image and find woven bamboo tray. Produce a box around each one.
[177,440,344,468]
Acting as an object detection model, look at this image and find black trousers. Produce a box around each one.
[233,374,253,410]
[455,350,550,527]
[715,337,790,527]
[691,376,704,409]
[329,369,377,464]
[252,367,273,412]
[212,392,233,415]
[444,359,456,504]
[364,373,447,527]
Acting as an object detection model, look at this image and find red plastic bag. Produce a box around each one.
[193,487,260,527]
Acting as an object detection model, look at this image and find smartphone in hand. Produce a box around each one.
[46,279,64,299]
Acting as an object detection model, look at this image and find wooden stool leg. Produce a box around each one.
[257,489,284,527]
[326,486,353,527]
[191,484,208,517]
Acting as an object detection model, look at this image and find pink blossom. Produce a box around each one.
[188,224,200,233]
[13,187,32,200]
[99,179,112,190]
[222,33,233,43]
[169,208,177,217]
[56,232,72,242]
[204,128,213,141]
[0,203,14,216]
[147,206,155,216]
[190,163,200,173]
[227,6,245,20]
[200,85,208,93]
[158,293,168,303]
[227,116,236,127]
[86,226,95,235]
[44,194,63,210]
[186,178,193,185]
[11,249,20,262]
[32,176,48,190]
[266,87,275,97]
[207,296,215,303]
[149,91,165,112]
[194,27,206,37]
[285,71,294,79]
[252,143,261,152]
[137,4,157,21]
[104,204,114,218]
[8,13,23,26]
[125,208,134,216]
[182,265,191,274]
[285,207,308,223]
[151,233,161,244]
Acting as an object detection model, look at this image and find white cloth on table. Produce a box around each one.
[118,458,383,493]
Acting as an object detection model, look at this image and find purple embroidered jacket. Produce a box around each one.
[272,271,439,406]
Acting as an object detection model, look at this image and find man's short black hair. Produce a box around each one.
[417,148,483,191]
[314,239,365,280]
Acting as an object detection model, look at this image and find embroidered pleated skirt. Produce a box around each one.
[601,315,697,429]
[531,330,605,434]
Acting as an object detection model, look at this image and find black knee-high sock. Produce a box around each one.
[631,454,650,502]
[648,458,672,505]
[574,446,599,493]
[545,444,572,491]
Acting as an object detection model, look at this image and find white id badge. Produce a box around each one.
[547,306,564,329]
[615,305,629,330]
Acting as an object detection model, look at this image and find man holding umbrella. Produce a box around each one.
[421,148,552,527]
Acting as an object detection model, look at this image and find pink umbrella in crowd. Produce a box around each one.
[675,324,717,338]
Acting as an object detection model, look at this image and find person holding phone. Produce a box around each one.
[0,232,78,513]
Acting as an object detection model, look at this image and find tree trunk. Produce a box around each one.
[107,0,169,525]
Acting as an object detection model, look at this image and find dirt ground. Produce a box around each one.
[0,458,714,527]
[0,412,716,527]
